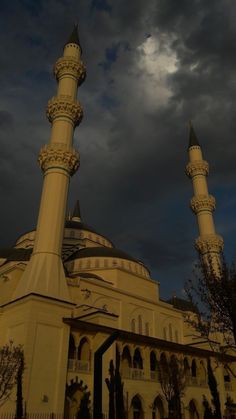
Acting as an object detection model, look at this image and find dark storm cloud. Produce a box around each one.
[0,0,236,297]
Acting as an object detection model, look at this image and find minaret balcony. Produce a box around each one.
[190,194,216,213]
[54,56,86,84]
[46,95,83,126]
[186,160,209,178]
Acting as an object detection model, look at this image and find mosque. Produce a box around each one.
[0,26,235,419]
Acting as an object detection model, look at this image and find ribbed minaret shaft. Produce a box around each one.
[13,26,86,301]
[186,124,223,268]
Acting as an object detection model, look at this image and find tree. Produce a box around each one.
[105,346,125,419]
[207,359,222,419]
[15,351,24,419]
[185,257,236,349]
[0,341,24,407]
[158,353,186,419]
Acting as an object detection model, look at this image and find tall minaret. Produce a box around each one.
[13,25,86,301]
[186,123,223,268]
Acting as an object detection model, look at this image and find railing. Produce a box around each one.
[0,414,63,419]
[225,382,233,391]
[150,370,159,381]
[121,367,145,380]
[68,358,90,372]
[185,376,207,387]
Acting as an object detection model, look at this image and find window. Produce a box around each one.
[169,324,173,341]
[133,348,143,369]
[138,315,142,334]
[131,319,136,333]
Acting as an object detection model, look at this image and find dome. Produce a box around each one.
[67,246,142,264]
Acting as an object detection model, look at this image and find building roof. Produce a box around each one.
[165,296,198,313]
[66,246,142,265]
[65,219,99,234]
[0,248,32,262]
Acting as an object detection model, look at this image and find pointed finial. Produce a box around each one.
[72,200,81,222]
[65,24,82,52]
[188,121,200,148]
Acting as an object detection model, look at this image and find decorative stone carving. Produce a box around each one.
[186,160,209,177]
[38,143,79,175]
[195,234,224,255]
[54,56,86,85]
[190,195,216,213]
[46,95,83,126]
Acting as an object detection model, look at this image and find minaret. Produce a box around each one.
[186,123,223,268]
[13,25,86,301]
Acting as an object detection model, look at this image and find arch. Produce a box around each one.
[138,315,142,334]
[189,399,199,419]
[65,378,91,419]
[163,327,167,340]
[133,348,143,369]
[152,395,165,419]
[130,394,144,419]
[160,352,168,365]
[68,334,76,359]
[191,359,197,377]
[121,345,132,377]
[169,323,173,341]
[150,351,158,371]
[199,360,206,384]
[131,319,136,333]
[78,337,90,361]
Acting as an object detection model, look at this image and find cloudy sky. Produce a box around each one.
[0,0,236,298]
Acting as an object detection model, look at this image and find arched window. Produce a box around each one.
[184,357,190,375]
[131,395,143,419]
[145,322,149,336]
[138,315,142,334]
[121,346,132,369]
[131,319,136,333]
[169,323,173,341]
[78,337,90,361]
[191,359,197,377]
[68,334,76,359]
[160,352,167,365]
[152,396,164,419]
[163,327,167,340]
[150,351,157,371]
[133,348,143,369]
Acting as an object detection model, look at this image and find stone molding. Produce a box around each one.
[38,143,79,175]
[186,160,209,177]
[54,56,86,85]
[195,234,224,255]
[190,194,216,213]
[46,95,83,126]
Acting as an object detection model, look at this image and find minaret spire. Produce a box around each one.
[186,123,223,269]
[188,120,200,148]
[66,24,82,50]
[13,27,86,301]
[72,200,81,222]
